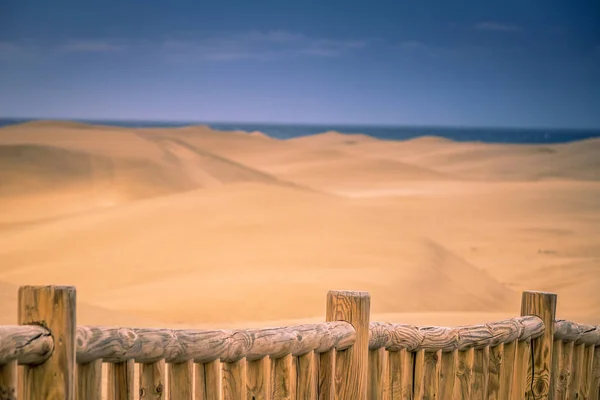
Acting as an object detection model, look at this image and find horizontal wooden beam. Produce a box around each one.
[76,321,355,364]
[0,325,54,365]
[554,320,600,346]
[369,315,544,352]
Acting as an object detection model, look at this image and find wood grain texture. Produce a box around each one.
[139,360,165,400]
[76,359,102,400]
[388,349,413,400]
[453,348,474,400]
[246,357,269,400]
[317,350,334,400]
[368,348,387,400]
[296,352,316,400]
[439,350,457,400]
[222,359,246,400]
[592,346,600,400]
[413,350,427,400]
[18,285,76,400]
[512,340,531,400]
[76,322,354,364]
[521,291,557,400]
[555,321,600,346]
[570,343,586,400]
[581,345,595,400]
[326,290,370,400]
[0,326,54,365]
[0,360,17,400]
[555,341,574,400]
[369,316,544,352]
[271,354,294,400]
[107,360,135,400]
[421,351,440,400]
[195,360,221,400]
[471,346,489,400]
[499,340,516,400]
[169,360,193,400]
[487,343,503,400]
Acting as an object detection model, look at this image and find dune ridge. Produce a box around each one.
[0,121,598,327]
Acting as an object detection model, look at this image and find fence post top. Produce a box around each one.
[327,290,370,298]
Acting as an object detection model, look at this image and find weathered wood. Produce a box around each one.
[440,350,457,400]
[369,315,544,352]
[18,285,76,400]
[0,360,17,400]
[0,326,54,365]
[511,339,530,400]
[246,357,269,400]
[139,360,165,400]
[169,360,193,400]
[499,340,516,400]
[368,347,387,400]
[582,346,595,400]
[107,360,135,400]
[556,341,574,400]
[326,290,370,400]
[555,320,600,346]
[570,343,586,400]
[317,350,334,400]
[195,360,221,400]
[413,350,427,400]
[296,352,316,400]
[222,359,246,399]
[77,359,102,400]
[271,354,294,400]
[521,290,557,400]
[388,348,413,400]
[471,346,489,400]
[592,346,600,400]
[76,322,355,364]
[487,343,503,399]
[453,348,474,400]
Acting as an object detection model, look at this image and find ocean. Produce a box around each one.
[1,118,599,144]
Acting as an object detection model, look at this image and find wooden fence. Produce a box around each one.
[0,286,599,399]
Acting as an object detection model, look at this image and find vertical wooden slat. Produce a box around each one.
[552,340,567,400]
[247,357,269,400]
[592,346,600,400]
[471,346,490,400]
[413,349,426,400]
[453,348,474,400]
[499,340,517,400]
[582,346,595,400]
[325,290,370,400]
[223,360,246,400]
[107,360,135,400]
[487,343,504,400]
[511,339,531,400]
[317,350,334,400]
[271,354,294,400]
[423,350,441,400]
[388,348,413,400]
[521,290,557,400]
[18,285,76,400]
[556,341,574,400]
[440,350,457,400]
[296,352,316,400]
[170,360,193,400]
[77,359,103,400]
[570,343,586,400]
[368,348,387,400]
[0,360,17,400]
[195,360,221,400]
[140,360,165,400]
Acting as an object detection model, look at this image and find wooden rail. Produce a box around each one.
[0,286,599,399]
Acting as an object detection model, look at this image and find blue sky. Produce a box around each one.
[1,1,599,128]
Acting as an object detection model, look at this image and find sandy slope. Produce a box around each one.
[0,121,598,328]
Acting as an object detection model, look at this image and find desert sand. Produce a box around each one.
[1,121,599,329]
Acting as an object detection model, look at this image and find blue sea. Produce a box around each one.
[1,118,599,144]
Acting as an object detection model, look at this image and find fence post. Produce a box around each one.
[521,290,557,400]
[326,290,370,399]
[18,285,76,399]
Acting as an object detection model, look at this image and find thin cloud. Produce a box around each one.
[475,22,521,32]
[60,40,127,53]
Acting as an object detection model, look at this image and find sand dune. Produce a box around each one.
[0,122,599,328]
